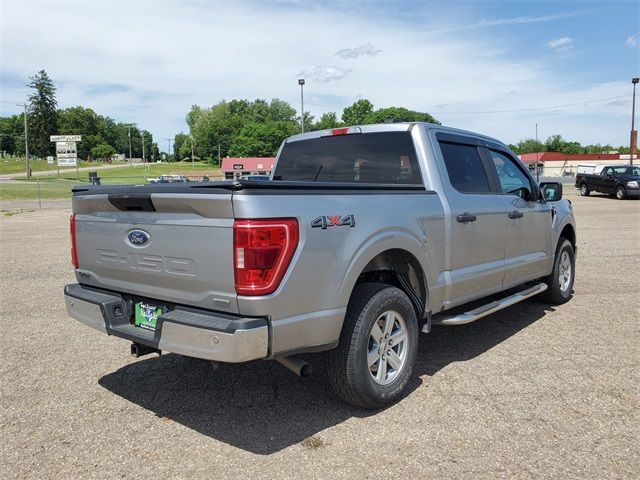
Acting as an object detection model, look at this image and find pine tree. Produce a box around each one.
[27,70,58,157]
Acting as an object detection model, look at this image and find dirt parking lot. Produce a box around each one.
[1,193,638,479]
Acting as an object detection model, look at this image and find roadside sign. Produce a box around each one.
[58,158,77,167]
[51,134,81,178]
[47,156,54,164]
[55,141,78,166]
[50,135,82,142]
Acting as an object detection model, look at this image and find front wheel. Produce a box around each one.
[542,238,575,305]
[616,186,626,200]
[327,283,418,409]
[580,183,590,196]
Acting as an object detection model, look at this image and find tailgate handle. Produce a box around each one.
[108,193,156,212]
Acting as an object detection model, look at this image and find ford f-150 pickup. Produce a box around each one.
[575,164,640,199]
[64,123,576,408]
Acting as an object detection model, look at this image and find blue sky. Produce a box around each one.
[1,0,638,151]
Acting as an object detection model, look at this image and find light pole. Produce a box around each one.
[17,103,29,179]
[298,78,305,133]
[631,77,639,166]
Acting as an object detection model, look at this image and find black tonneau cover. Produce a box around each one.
[72,180,427,197]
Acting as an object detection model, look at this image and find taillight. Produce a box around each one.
[233,218,298,296]
[70,213,78,269]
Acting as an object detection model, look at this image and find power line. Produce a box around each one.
[433,94,628,115]
[303,94,628,115]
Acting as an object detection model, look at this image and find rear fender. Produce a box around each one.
[338,229,434,314]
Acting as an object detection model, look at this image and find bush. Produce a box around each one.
[90,143,116,160]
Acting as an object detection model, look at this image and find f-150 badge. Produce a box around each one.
[311,214,355,229]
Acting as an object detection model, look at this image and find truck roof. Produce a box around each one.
[285,122,508,149]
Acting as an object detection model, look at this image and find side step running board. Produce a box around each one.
[429,282,548,328]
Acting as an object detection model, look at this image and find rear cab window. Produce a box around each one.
[272,132,422,185]
[438,142,491,194]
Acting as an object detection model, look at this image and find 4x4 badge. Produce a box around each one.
[311,214,356,229]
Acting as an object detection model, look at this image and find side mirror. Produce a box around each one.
[540,182,563,202]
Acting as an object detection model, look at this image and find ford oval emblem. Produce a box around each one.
[127,229,151,247]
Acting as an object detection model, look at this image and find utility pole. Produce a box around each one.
[141,130,146,164]
[631,78,639,166]
[217,144,221,166]
[17,103,29,179]
[166,138,172,164]
[128,126,132,160]
[298,78,305,133]
[190,135,195,165]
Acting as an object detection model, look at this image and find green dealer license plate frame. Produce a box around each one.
[134,302,164,331]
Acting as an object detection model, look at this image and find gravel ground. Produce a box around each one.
[1,193,638,479]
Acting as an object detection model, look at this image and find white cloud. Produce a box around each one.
[626,34,638,47]
[335,43,381,59]
[297,66,351,82]
[0,1,631,147]
[469,11,584,29]
[547,37,574,51]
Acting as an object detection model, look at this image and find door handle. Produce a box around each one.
[456,213,477,223]
[508,211,524,219]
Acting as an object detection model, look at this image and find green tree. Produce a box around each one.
[228,121,298,157]
[341,99,374,125]
[27,70,58,157]
[58,106,102,159]
[90,143,116,160]
[364,106,439,125]
[173,132,189,160]
[267,98,297,122]
[314,112,341,130]
[545,134,565,152]
[188,98,299,160]
[0,115,23,155]
[515,138,546,154]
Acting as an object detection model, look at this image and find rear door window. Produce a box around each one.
[273,132,422,184]
[438,142,491,194]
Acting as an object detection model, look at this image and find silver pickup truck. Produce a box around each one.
[64,123,576,408]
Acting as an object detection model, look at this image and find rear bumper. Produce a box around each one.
[64,284,268,362]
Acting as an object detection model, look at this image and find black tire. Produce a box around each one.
[580,183,590,196]
[542,238,575,305]
[326,283,419,409]
[616,186,626,200]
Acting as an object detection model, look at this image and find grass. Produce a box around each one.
[0,161,221,201]
[0,157,118,175]
[0,180,79,200]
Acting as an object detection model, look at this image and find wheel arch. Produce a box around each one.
[340,242,430,328]
[559,223,576,250]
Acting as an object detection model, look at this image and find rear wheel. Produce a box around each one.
[580,183,590,196]
[616,186,626,200]
[327,283,418,409]
[542,238,575,305]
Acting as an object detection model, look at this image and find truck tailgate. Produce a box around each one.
[72,190,238,314]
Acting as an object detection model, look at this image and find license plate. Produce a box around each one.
[134,302,163,331]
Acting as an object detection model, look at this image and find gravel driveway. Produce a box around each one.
[1,193,638,479]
